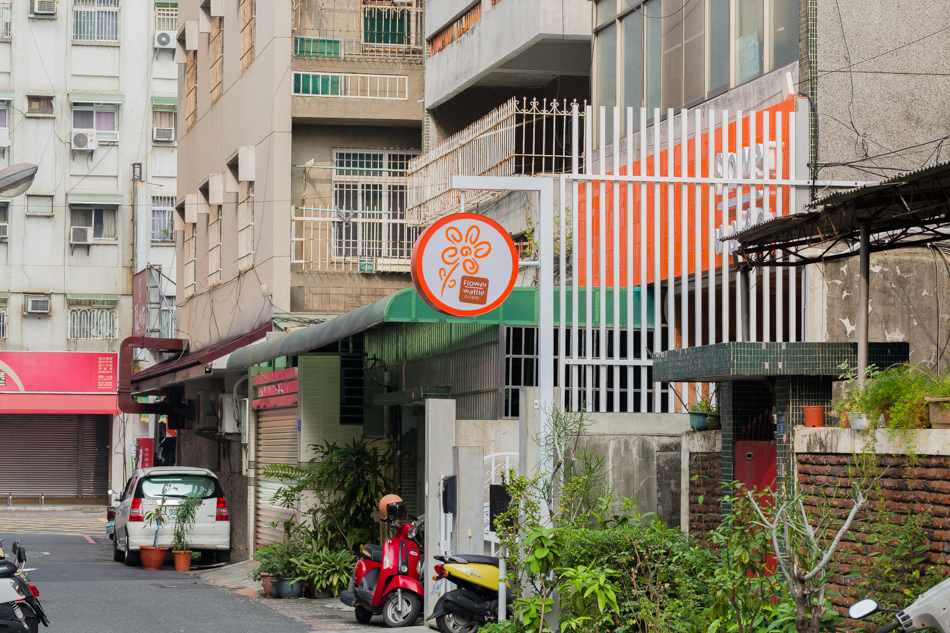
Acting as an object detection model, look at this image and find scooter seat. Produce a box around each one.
[360,545,383,563]
[435,554,499,566]
[0,562,15,578]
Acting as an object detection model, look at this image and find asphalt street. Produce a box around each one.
[0,515,313,633]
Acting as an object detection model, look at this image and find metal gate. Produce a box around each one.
[0,414,109,499]
[255,407,299,547]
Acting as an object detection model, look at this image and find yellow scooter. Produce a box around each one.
[429,554,511,633]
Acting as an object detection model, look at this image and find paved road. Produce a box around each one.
[0,517,314,633]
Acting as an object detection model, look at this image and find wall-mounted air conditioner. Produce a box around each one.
[25,296,51,315]
[153,127,175,142]
[71,131,97,151]
[70,226,93,245]
[0,223,7,239]
[33,0,56,16]
[155,30,175,49]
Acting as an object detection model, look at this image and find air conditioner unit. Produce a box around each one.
[33,0,56,15]
[153,127,175,143]
[154,30,175,49]
[218,394,240,434]
[25,296,51,315]
[0,223,7,239]
[71,131,97,151]
[70,226,94,245]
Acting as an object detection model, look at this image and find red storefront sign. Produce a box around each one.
[0,351,120,414]
[135,438,154,469]
[252,367,299,410]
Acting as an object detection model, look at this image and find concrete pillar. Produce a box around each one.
[519,387,540,476]
[424,398,456,617]
[452,445,485,556]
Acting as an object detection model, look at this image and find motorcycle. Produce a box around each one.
[428,553,511,633]
[0,541,49,633]
[850,576,950,632]
[339,498,425,628]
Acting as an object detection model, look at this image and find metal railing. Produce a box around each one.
[407,97,586,225]
[293,71,408,99]
[68,308,118,340]
[293,0,423,61]
[292,206,423,273]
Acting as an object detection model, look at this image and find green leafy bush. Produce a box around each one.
[292,545,354,596]
[251,541,304,581]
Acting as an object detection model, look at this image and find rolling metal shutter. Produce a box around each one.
[255,407,299,547]
[0,414,109,499]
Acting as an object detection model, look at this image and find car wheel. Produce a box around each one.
[123,538,140,567]
[436,613,479,633]
[113,537,123,562]
[355,606,373,624]
[382,590,421,628]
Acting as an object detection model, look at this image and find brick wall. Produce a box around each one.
[798,452,950,614]
[688,451,723,536]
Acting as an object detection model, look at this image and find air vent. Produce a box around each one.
[33,0,56,15]
[25,296,51,315]
[0,223,7,239]
[153,127,175,142]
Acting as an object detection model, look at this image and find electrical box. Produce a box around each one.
[218,394,240,434]
[441,476,457,514]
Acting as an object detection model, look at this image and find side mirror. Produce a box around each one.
[849,599,879,620]
[12,542,24,564]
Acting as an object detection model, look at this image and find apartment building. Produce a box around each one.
[0,1,177,501]
[124,0,425,557]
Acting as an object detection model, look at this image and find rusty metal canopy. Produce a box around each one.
[731,161,950,266]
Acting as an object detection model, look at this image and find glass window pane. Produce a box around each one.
[644,0,662,114]
[771,0,799,69]
[707,0,729,93]
[595,23,617,144]
[660,0,683,111]
[141,475,217,498]
[735,0,763,84]
[73,109,95,129]
[596,0,615,26]
[622,9,643,126]
[683,0,705,103]
[0,107,7,129]
[95,110,116,131]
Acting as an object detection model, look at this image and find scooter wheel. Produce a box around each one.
[436,613,479,633]
[25,616,38,633]
[355,606,373,624]
[383,591,421,627]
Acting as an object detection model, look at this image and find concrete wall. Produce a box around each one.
[805,249,950,370]
[814,0,950,184]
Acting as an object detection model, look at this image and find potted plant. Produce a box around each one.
[251,541,301,598]
[141,483,172,571]
[291,544,354,598]
[171,494,200,572]
[689,389,719,431]
[836,363,937,430]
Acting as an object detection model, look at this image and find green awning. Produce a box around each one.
[69,93,125,104]
[67,193,125,205]
[227,286,654,370]
[151,97,178,110]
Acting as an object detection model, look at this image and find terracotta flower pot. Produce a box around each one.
[139,546,169,571]
[261,573,276,598]
[803,406,825,428]
[173,550,192,572]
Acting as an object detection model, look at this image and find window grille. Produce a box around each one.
[185,50,198,129]
[68,308,118,339]
[154,5,176,31]
[293,72,408,100]
[151,196,175,242]
[208,205,222,285]
[0,4,12,39]
[0,310,7,339]
[73,0,119,43]
[238,182,254,270]
[240,0,255,71]
[210,16,224,103]
[184,225,196,297]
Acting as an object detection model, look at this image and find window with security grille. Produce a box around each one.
[185,50,197,129]
[151,196,175,242]
[152,109,176,143]
[0,310,6,339]
[0,4,11,39]
[154,4,176,31]
[363,6,409,46]
[73,104,118,143]
[210,15,224,103]
[331,149,418,259]
[73,0,119,43]
[70,206,117,239]
[184,224,196,297]
[238,181,254,270]
[240,0,255,71]
[68,308,118,339]
[208,205,222,285]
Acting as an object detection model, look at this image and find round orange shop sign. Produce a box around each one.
[411,213,519,317]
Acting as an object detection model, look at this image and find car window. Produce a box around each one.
[124,477,136,500]
[140,475,218,499]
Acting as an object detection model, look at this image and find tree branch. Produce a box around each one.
[803,488,867,582]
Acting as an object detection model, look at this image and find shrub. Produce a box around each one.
[292,545,354,596]
[251,541,304,581]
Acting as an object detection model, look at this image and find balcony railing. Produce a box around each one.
[407,97,586,225]
[293,0,423,61]
[292,206,423,273]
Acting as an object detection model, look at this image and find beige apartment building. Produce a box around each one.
[127,0,424,558]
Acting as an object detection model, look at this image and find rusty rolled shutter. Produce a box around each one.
[0,415,81,498]
[255,407,299,547]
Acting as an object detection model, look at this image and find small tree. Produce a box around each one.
[171,494,200,552]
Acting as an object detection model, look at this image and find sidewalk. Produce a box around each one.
[199,559,434,633]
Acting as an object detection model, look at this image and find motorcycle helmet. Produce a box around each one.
[378,494,403,519]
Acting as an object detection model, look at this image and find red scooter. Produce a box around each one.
[340,498,425,627]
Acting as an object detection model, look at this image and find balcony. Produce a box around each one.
[293,0,423,62]
[424,0,591,108]
[292,206,423,273]
[407,97,586,225]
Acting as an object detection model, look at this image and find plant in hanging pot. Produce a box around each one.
[171,494,200,572]
[141,483,172,571]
